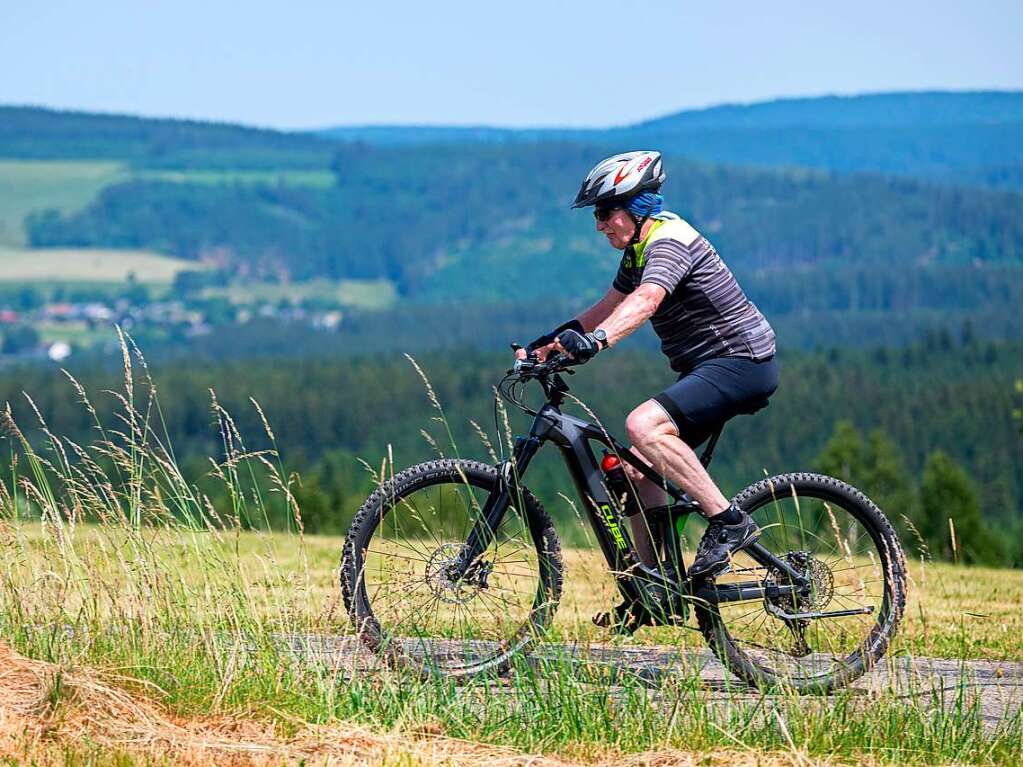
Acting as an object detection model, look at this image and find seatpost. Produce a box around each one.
[699,427,723,467]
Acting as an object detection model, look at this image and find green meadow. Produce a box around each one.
[0,245,198,284]
[0,159,125,245]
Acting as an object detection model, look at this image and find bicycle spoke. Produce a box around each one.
[348,463,556,673]
[705,477,904,688]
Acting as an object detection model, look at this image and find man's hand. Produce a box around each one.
[557,329,601,362]
[522,319,583,362]
[516,341,564,362]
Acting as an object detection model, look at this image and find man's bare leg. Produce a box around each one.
[624,401,730,516]
[619,451,670,567]
[593,402,742,629]
[625,400,761,579]
[619,405,728,568]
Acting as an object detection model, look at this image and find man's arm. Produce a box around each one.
[596,283,666,347]
[597,238,694,347]
[518,287,629,361]
[576,286,628,331]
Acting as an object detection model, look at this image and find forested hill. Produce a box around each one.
[321,91,1023,187]
[22,141,1023,344]
[1,99,1022,556]
[322,91,1023,138]
[4,339,1021,561]
[631,91,1023,130]
[0,106,333,168]
[6,91,1023,181]
[3,96,1023,348]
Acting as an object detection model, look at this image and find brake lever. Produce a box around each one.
[512,358,533,375]
[510,343,540,375]
[545,352,581,372]
[544,352,567,369]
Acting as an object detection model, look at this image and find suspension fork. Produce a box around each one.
[451,432,544,579]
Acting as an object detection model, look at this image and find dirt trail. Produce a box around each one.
[274,634,1023,730]
[0,640,880,766]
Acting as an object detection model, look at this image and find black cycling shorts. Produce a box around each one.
[652,356,779,447]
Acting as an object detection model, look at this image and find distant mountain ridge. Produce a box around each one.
[317,91,1023,187]
[318,90,1023,139]
[4,92,1023,183]
[629,90,1023,130]
[0,105,333,168]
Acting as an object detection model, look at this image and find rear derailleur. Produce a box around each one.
[764,551,835,657]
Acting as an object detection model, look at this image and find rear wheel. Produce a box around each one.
[695,473,906,693]
[341,459,563,679]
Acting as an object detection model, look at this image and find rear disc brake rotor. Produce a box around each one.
[768,551,835,613]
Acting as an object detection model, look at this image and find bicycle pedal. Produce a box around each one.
[593,601,652,635]
[691,562,732,582]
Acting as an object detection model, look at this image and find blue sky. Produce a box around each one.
[2,0,1021,130]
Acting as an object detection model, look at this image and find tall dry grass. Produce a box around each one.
[0,340,1020,766]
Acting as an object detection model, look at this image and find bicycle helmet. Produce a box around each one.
[572,150,665,209]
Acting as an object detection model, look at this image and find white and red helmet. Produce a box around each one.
[572,150,665,208]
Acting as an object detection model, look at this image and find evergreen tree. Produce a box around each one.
[16,286,43,311]
[817,424,919,545]
[1,325,40,355]
[1014,380,1023,435]
[816,420,866,485]
[292,473,332,534]
[862,429,917,538]
[917,450,1003,565]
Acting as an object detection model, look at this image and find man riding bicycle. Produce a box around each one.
[517,150,779,633]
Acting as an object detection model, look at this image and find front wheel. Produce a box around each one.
[341,459,564,679]
[696,473,907,693]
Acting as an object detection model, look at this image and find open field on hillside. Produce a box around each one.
[0,159,334,251]
[140,168,336,187]
[32,319,121,348]
[202,276,398,309]
[0,246,199,284]
[0,159,125,245]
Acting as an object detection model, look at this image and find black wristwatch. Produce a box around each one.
[593,328,609,350]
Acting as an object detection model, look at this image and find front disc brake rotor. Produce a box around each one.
[425,543,490,605]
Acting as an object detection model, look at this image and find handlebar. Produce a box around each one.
[499,345,585,416]
[510,350,579,380]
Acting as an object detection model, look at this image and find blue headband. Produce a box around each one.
[626,191,663,218]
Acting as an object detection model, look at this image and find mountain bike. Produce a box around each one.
[341,351,907,692]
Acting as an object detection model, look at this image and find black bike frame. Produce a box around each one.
[457,377,807,608]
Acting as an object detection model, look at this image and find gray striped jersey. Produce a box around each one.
[612,213,776,374]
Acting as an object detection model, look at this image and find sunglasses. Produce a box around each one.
[593,206,620,222]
